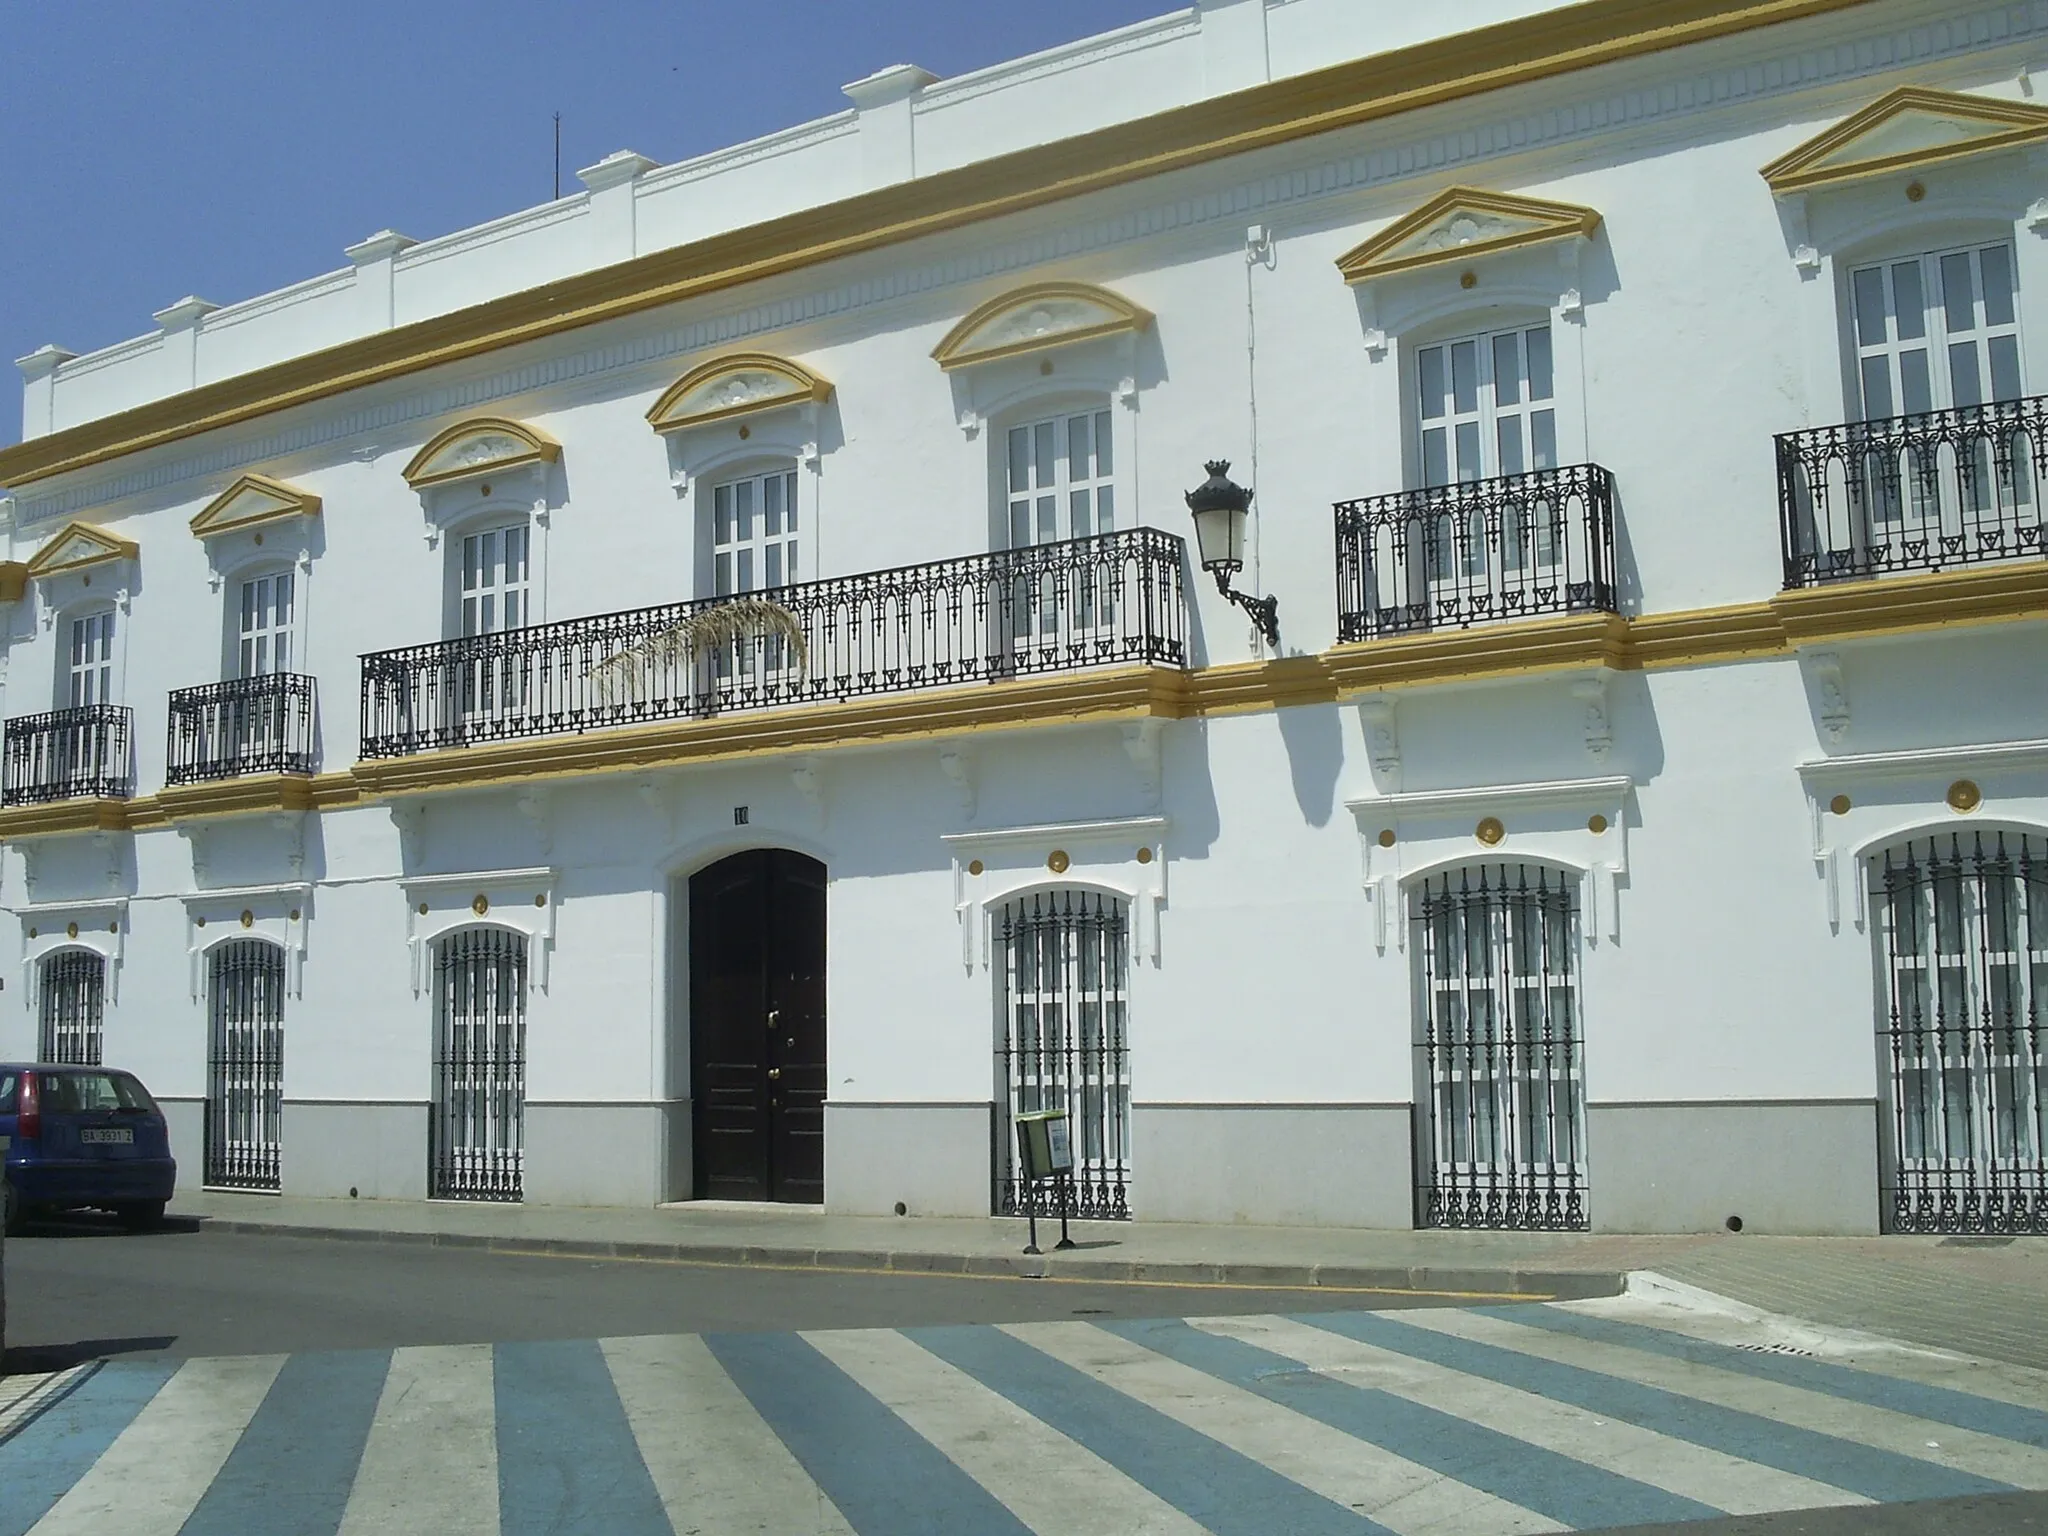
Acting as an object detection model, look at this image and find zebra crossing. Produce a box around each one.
[6,1292,2048,1535]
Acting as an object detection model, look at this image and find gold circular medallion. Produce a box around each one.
[1376,828,1396,849]
[1135,847,1154,865]
[967,859,985,876]
[1947,779,1981,813]
[479,483,491,497]
[1475,816,1505,847]
[534,894,546,907]
[66,922,78,939]
[737,424,751,440]
[252,531,264,546]
[417,902,430,916]
[191,918,202,929]
[1459,270,1478,289]
[1038,358,1054,376]
[1047,850,1071,874]
[1587,814,1608,835]
[241,910,255,929]
[27,927,37,939]
[289,909,301,922]
[1829,793,1851,816]
[1906,180,1926,202]
[108,922,118,933]
[472,894,490,915]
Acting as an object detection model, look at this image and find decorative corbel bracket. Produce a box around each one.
[178,824,211,886]
[1808,650,1851,743]
[390,801,426,866]
[1356,694,1400,790]
[1570,674,1613,763]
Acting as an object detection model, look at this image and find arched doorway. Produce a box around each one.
[688,849,826,1202]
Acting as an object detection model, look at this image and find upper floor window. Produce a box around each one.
[1416,324,1556,487]
[460,524,529,637]
[711,468,799,596]
[68,611,115,707]
[238,571,295,677]
[1006,410,1113,549]
[1852,243,2022,420]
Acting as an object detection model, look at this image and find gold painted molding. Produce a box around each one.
[25,521,138,579]
[1336,186,1602,284]
[646,352,832,433]
[189,472,321,539]
[931,281,1152,371]
[400,416,561,490]
[1768,559,2048,641]
[0,0,1872,491]
[0,562,27,603]
[0,798,129,840]
[1761,85,2048,194]
[155,773,316,823]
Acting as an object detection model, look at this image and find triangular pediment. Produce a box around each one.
[1337,187,1601,284]
[932,282,1151,371]
[189,473,321,539]
[1762,87,2048,193]
[25,521,138,579]
[401,417,560,490]
[647,353,832,434]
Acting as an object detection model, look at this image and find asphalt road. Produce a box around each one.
[0,1211,1506,1369]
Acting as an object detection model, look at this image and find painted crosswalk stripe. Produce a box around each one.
[0,1361,179,1536]
[1501,1303,2048,1448]
[25,1354,283,1536]
[706,1329,1035,1535]
[1187,1313,1856,1520]
[1412,1305,2048,1490]
[1002,1319,1563,1536]
[177,1347,391,1536]
[806,1324,1208,1536]
[1305,1309,2009,1506]
[337,1344,500,1536]
[919,1321,1389,1535]
[602,1332,856,1536]
[493,1338,670,1536]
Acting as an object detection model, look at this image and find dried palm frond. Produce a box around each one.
[587,595,809,703]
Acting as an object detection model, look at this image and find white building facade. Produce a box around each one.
[1,0,2044,1235]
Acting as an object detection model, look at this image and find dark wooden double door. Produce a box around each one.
[689,850,826,1203]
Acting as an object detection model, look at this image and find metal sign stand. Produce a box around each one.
[1014,1108,1079,1255]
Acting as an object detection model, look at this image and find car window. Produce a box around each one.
[46,1072,152,1114]
[0,1071,16,1114]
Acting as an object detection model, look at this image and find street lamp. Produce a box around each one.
[1184,459,1280,648]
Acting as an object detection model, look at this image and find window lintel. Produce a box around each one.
[647,352,832,434]
[402,416,560,491]
[1337,187,1601,286]
[933,282,1152,372]
[190,473,321,541]
[1762,86,2048,197]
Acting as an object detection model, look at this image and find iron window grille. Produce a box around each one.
[360,527,1188,758]
[1334,464,1618,642]
[38,950,106,1066]
[431,927,527,1203]
[995,889,1132,1221]
[1875,830,2048,1235]
[1414,862,1588,1231]
[2,705,133,805]
[1777,396,2048,588]
[205,939,285,1192]
[167,674,318,784]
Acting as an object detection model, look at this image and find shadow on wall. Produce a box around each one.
[1275,699,1343,827]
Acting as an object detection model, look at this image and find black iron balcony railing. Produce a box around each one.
[1777,394,2048,588]
[2,704,133,805]
[167,673,318,785]
[361,527,1188,758]
[1334,463,1618,643]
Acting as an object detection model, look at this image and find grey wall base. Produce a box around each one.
[158,1097,203,1194]
[281,1101,429,1201]
[1132,1104,1413,1227]
[825,1102,992,1217]
[525,1102,687,1207]
[1586,1100,1879,1235]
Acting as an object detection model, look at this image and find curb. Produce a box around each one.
[177,1214,1624,1300]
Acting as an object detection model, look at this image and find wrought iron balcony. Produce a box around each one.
[361,527,1189,758]
[1777,394,2048,588]
[167,673,318,785]
[1334,463,1618,643]
[2,704,133,805]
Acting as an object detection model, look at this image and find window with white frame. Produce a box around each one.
[1851,242,2022,420]
[238,571,294,677]
[68,610,116,706]
[1006,410,1114,548]
[1416,325,1557,488]
[459,524,530,637]
[710,468,800,596]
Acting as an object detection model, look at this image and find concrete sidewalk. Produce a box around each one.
[165,1190,2048,1367]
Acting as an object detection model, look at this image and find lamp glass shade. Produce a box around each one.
[1191,503,1245,571]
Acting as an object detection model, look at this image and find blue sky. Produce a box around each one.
[0,0,1168,446]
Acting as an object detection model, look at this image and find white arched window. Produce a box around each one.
[206,938,286,1192]
[39,948,106,1065]
[431,925,528,1203]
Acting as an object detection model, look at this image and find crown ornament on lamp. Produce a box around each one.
[1184,459,1280,648]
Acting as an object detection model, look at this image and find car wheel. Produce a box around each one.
[117,1200,166,1232]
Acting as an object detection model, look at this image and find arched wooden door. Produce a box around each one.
[689,849,826,1202]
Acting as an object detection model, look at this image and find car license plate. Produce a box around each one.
[80,1127,133,1145]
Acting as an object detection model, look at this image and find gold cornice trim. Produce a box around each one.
[0,798,130,840]
[0,563,27,603]
[646,351,833,433]
[155,774,316,823]
[400,417,561,490]
[1335,186,1603,284]
[1761,85,2048,194]
[25,520,139,578]
[0,0,1872,491]
[189,473,321,539]
[1327,611,1633,694]
[931,281,1153,371]
[1767,560,2048,641]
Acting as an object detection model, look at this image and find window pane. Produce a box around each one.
[1070,489,1093,539]
[1900,349,1933,415]
[1990,335,2022,402]
[1531,409,1557,470]
[1068,413,1092,479]
[275,572,294,626]
[714,484,734,544]
[1493,332,1522,406]
[1497,416,1526,476]
[1010,503,1030,549]
[1456,420,1482,482]
[1941,252,1977,336]
[1981,244,2016,327]
[1418,347,1447,419]
[1950,341,1984,409]
[1860,355,1894,419]
[1036,494,1056,544]
[507,526,527,581]
[1094,412,1113,476]
[1526,326,1553,401]
[766,544,783,588]
[734,478,754,537]
[714,551,732,596]
[1423,426,1448,487]
[1095,484,1114,534]
[737,548,754,592]
[783,473,798,532]
[1451,340,1478,414]
[1893,262,1927,341]
[1034,422,1055,487]
[463,536,481,589]
[763,472,783,536]
[1008,428,1029,494]
[1853,267,1890,347]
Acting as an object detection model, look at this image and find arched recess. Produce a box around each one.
[33,945,109,1065]
[201,934,287,1192]
[427,923,529,1203]
[932,281,1152,372]
[646,352,832,435]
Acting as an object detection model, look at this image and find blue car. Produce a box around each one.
[0,1063,177,1233]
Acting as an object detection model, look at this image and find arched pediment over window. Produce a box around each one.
[1336,187,1602,285]
[188,473,321,540]
[26,520,138,579]
[646,353,833,434]
[932,282,1152,372]
[401,417,561,490]
[1762,87,2048,195]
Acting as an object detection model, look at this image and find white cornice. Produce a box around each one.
[1797,737,2048,784]
[941,814,1168,849]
